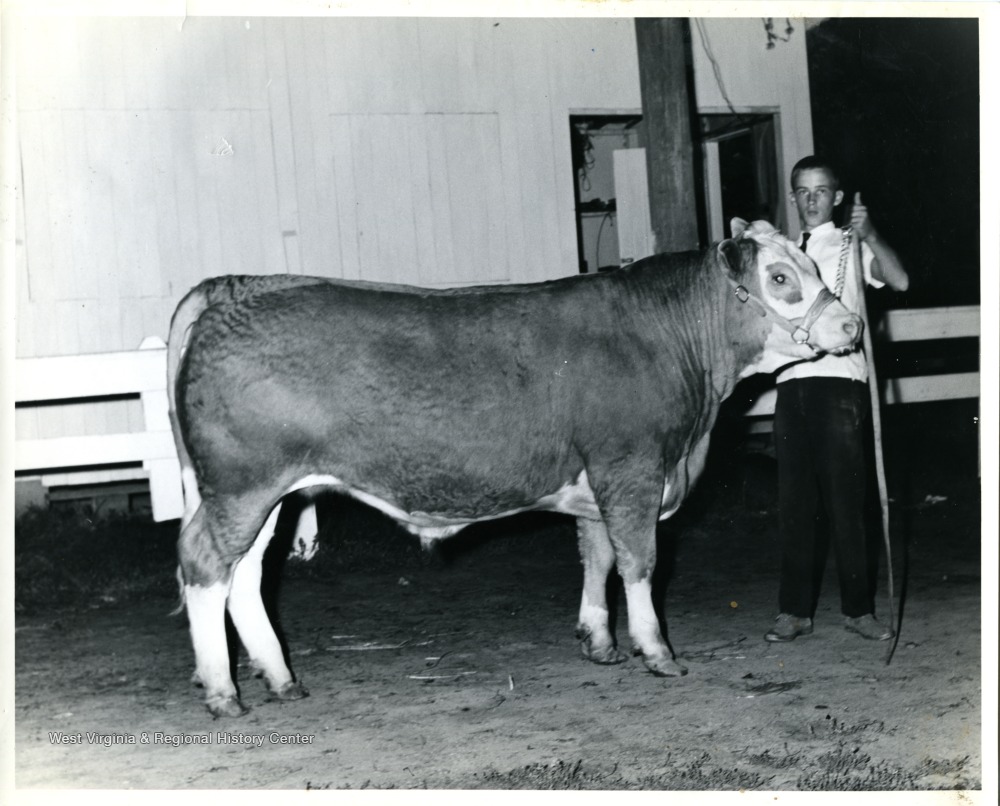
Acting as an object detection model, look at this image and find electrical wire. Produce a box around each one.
[693,19,741,119]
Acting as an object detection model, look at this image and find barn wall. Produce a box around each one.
[14,15,641,363]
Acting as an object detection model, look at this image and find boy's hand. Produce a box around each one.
[849,192,877,241]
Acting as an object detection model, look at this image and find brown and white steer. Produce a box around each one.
[168,219,861,717]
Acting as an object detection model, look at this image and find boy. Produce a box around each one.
[765,156,909,643]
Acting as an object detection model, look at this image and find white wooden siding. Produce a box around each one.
[18,107,286,344]
[15,16,655,366]
[308,112,511,286]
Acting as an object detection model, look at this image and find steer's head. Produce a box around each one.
[719,218,863,376]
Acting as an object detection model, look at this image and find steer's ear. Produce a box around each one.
[730,217,750,238]
[717,238,746,283]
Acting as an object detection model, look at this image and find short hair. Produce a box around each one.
[790,156,840,190]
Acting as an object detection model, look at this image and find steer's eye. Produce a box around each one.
[765,262,798,291]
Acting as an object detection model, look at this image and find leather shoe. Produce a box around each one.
[764,613,813,642]
[844,614,894,641]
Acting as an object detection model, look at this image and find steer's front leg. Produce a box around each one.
[599,491,687,678]
[621,567,686,677]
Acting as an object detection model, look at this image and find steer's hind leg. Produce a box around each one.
[178,505,247,717]
[598,487,687,678]
[576,517,626,665]
[227,504,308,703]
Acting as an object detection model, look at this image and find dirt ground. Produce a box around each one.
[12,403,986,792]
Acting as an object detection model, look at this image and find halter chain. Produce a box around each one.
[834,226,852,298]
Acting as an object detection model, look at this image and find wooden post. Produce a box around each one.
[635,18,700,253]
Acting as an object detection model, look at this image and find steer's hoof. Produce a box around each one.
[642,655,688,678]
[206,695,249,718]
[271,680,309,701]
[577,625,627,666]
[582,642,628,665]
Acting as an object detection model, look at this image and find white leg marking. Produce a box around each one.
[624,577,667,658]
[186,580,236,703]
[227,507,294,693]
[578,601,611,637]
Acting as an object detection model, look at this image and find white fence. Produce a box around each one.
[743,305,979,422]
[14,336,184,521]
[14,306,980,522]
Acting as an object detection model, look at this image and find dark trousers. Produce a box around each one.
[774,377,874,619]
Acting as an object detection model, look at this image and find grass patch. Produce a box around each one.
[472,759,626,790]
[14,507,178,612]
[796,759,918,791]
[468,754,775,791]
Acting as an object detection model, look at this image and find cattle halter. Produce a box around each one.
[731,280,838,347]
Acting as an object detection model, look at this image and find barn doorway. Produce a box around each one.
[699,112,783,240]
[569,111,783,271]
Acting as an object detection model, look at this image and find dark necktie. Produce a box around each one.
[800,232,811,252]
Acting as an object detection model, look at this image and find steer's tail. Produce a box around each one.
[166,280,217,511]
[170,564,188,617]
[166,283,216,617]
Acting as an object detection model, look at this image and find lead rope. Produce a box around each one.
[849,229,897,664]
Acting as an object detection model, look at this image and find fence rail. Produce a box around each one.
[743,305,979,421]
[14,336,184,521]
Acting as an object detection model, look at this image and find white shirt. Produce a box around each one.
[777,220,882,383]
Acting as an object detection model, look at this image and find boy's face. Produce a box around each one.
[790,168,844,230]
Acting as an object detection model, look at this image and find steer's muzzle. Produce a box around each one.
[844,313,863,343]
[828,313,864,355]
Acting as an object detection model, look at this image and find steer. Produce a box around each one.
[168,219,861,717]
